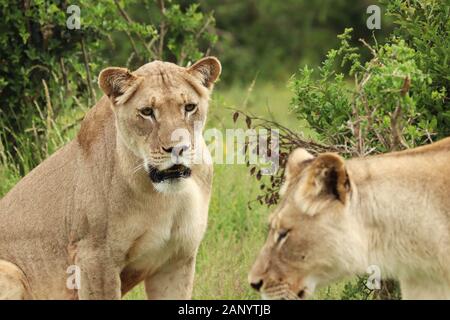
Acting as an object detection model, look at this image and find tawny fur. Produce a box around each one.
[0,57,221,299]
[249,137,450,300]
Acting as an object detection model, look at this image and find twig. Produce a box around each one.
[157,0,167,60]
[196,13,214,41]
[114,0,156,59]
[59,57,69,94]
[390,77,411,150]
[80,37,95,104]
[229,108,342,154]
[352,75,363,156]
[179,12,215,65]
[359,38,377,57]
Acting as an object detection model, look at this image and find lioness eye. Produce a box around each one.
[139,107,154,118]
[184,104,197,112]
[277,229,290,242]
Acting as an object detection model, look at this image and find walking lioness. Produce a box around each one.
[249,138,450,300]
[0,57,221,299]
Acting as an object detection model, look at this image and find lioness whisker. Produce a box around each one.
[132,163,146,175]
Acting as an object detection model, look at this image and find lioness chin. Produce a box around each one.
[249,138,450,300]
[0,57,221,299]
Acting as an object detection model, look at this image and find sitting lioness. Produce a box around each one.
[249,137,450,300]
[0,57,221,299]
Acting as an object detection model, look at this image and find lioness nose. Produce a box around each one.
[162,145,188,156]
[250,279,263,292]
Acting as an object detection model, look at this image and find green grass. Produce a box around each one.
[1,80,357,300]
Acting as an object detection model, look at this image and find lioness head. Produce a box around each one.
[248,148,361,300]
[98,57,221,191]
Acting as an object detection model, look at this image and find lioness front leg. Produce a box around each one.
[144,255,196,300]
[75,242,121,300]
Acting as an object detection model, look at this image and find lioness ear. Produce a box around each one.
[98,67,143,104]
[188,56,221,89]
[305,153,350,203]
[280,148,314,196]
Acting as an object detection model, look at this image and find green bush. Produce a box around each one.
[384,0,450,138]
[290,0,449,153]
[290,28,437,155]
[201,0,392,83]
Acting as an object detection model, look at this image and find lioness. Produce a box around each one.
[249,137,450,300]
[0,57,221,299]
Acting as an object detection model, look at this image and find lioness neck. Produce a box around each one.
[347,142,450,279]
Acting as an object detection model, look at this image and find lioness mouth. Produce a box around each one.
[148,164,192,183]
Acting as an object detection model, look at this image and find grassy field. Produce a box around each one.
[0,80,357,300]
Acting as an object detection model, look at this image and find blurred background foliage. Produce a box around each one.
[199,0,393,83]
[0,0,395,173]
[117,0,395,83]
